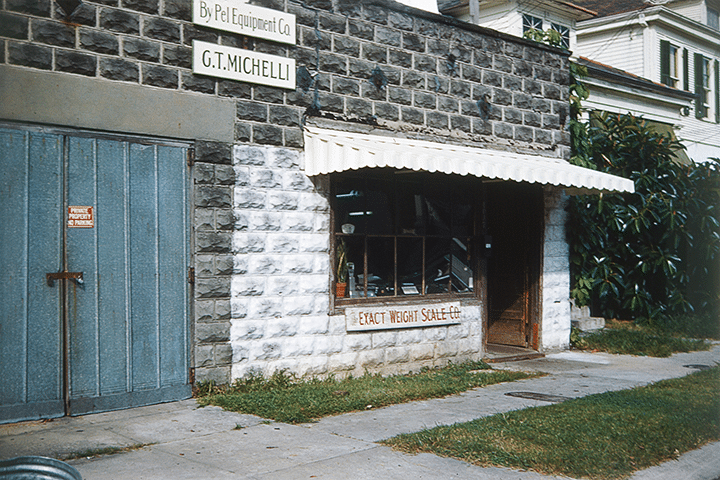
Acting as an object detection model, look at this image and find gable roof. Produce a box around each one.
[571,0,650,17]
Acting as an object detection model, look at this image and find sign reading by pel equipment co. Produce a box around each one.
[193,40,295,89]
[193,0,296,45]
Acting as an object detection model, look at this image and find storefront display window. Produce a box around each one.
[333,170,478,302]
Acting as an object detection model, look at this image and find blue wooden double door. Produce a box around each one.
[0,126,192,424]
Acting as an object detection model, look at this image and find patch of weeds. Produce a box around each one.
[646,312,720,340]
[383,366,720,480]
[573,324,710,357]
[198,361,536,424]
[63,443,154,460]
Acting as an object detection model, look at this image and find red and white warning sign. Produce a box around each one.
[68,206,94,228]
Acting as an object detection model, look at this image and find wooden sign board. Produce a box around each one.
[345,302,462,332]
[193,40,295,89]
[193,0,296,45]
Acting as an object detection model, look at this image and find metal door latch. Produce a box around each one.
[46,271,84,286]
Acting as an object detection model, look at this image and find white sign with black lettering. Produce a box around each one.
[193,40,295,89]
[193,0,296,45]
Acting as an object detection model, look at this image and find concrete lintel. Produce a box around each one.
[0,65,234,143]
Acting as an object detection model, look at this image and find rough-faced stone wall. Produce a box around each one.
[0,0,573,383]
[230,142,485,378]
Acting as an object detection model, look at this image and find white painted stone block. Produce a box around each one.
[248,212,282,231]
[231,319,266,341]
[313,335,344,355]
[355,349,385,368]
[234,145,268,166]
[282,254,316,274]
[246,255,281,275]
[423,326,448,342]
[328,315,346,335]
[283,296,318,316]
[267,276,301,296]
[298,192,330,212]
[328,352,360,372]
[435,341,459,358]
[343,333,373,351]
[409,343,435,361]
[299,233,329,253]
[281,336,315,357]
[371,331,398,349]
[267,234,299,253]
[395,328,424,345]
[282,212,316,232]
[230,297,248,318]
[231,275,266,296]
[247,297,283,319]
[296,315,330,335]
[264,318,299,338]
[385,346,411,365]
[233,233,266,253]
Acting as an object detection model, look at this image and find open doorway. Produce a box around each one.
[485,182,542,349]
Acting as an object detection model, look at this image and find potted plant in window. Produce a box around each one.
[336,238,348,298]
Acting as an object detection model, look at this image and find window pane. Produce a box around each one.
[335,180,366,234]
[365,237,394,297]
[708,8,719,30]
[425,237,451,294]
[364,189,393,235]
[340,235,365,299]
[523,14,543,33]
[551,23,570,49]
[451,200,473,237]
[397,237,423,295]
[451,237,473,293]
[425,194,452,236]
[396,184,426,235]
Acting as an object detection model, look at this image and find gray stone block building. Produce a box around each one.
[0,0,632,423]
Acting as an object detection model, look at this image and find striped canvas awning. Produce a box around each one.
[303,126,635,195]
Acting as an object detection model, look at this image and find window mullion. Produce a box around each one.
[421,237,426,296]
[393,236,398,297]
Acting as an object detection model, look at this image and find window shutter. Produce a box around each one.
[683,48,689,91]
[660,40,671,86]
[695,52,706,119]
[715,59,719,123]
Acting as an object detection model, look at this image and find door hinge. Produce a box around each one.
[188,267,195,285]
[187,148,195,167]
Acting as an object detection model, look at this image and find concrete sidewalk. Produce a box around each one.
[1,345,719,480]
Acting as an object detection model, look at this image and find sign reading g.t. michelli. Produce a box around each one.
[345,302,462,332]
[193,0,296,45]
[193,40,295,89]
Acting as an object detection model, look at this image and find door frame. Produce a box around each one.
[484,182,543,350]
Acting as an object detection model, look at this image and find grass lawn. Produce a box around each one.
[571,319,712,357]
[382,366,720,480]
[197,361,535,424]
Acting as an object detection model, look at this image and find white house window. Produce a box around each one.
[660,40,681,88]
[332,171,478,302]
[708,7,719,30]
[695,53,711,119]
[550,22,570,49]
[522,14,543,35]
